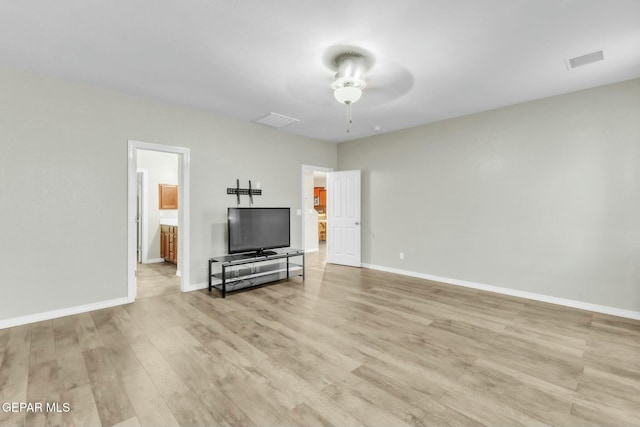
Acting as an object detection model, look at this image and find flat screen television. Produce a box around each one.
[227,207,291,255]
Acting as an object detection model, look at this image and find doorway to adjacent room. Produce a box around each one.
[301,165,332,261]
[127,140,191,301]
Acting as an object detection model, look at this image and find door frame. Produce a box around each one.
[301,164,333,253]
[127,140,191,301]
[136,169,149,263]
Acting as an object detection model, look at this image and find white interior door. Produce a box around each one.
[327,170,361,267]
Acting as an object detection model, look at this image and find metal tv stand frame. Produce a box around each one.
[208,248,305,298]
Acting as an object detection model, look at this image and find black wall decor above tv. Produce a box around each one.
[227,207,290,255]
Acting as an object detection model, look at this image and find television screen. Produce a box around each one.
[228,207,291,255]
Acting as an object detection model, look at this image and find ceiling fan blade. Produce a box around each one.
[285,61,336,106]
[359,59,414,106]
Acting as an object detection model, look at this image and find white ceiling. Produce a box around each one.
[1,1,639,143]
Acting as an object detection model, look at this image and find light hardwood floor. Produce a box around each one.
[1,251,639,426]
[136,262,180,300]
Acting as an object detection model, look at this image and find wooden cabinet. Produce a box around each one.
[160,225,178,263]
[318,220,326,241]
[159,184,178,209]
[160,225,168,259]
[170,227,178,263]
[313,187,326,209]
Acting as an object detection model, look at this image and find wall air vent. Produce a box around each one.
[254,112,300,128]
[566,50,604,70]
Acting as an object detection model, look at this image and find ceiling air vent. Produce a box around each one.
[566,50,604,70]
[254,112,300,128]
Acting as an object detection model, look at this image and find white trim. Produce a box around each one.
[305,248,319,253]
[128,140,191,300]
[183,282,209,292]
[362,263,640,320]
[0,297,133,330]
[143,258,165,264]
[136,168,150,263]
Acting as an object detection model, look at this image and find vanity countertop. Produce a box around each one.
[160,218,178,226]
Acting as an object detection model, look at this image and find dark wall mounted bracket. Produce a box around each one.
[227,179,262,205]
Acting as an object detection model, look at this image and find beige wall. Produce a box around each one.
[2,64,637,322]
[338,78,640,312]
[0,67,336,322]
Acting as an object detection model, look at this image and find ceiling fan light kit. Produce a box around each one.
[330,51,371,132]
[333,84,364,104]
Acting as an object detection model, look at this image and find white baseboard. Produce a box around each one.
[305,248,319,253]
[142,258,165,264]
[0,279,218,329]
[362,263,640,320]
[183,282,208,292]
[0,296,134,330]
[6,264,635,331]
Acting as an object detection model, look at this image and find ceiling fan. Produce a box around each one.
[324,45,414,133]
[285,44,414,133]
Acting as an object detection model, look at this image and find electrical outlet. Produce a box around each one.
[399,252,404,259]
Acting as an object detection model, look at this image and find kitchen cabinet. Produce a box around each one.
[313,187,326,208]
[160,225,178,263]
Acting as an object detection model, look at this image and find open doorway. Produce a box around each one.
[127,140,191,302]
[301,165,333,264]
[312,172,327,254]
[136,150,180,298]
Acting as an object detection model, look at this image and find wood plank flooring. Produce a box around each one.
[1,251,639,426]
[136,262,180,300]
